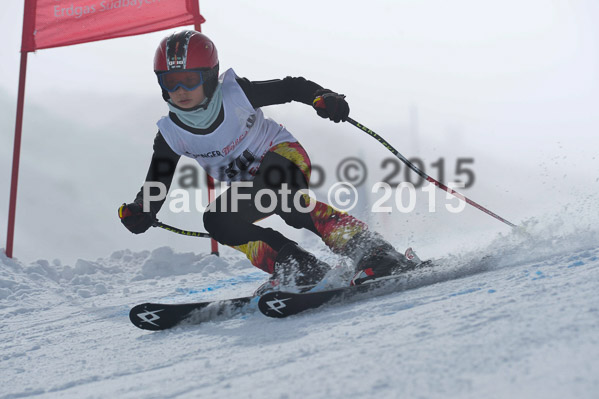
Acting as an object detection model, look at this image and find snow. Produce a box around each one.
[1,220,598,398]
[1,2,598,397]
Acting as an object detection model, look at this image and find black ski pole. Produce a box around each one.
[152,220,212,238]
[345,117,516,228]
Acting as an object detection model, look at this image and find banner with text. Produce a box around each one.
[21,0,204,52]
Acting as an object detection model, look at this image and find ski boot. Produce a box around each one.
[254,243,331,295]
[343,230,420,286]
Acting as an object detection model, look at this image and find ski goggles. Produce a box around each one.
[158,70,204,92]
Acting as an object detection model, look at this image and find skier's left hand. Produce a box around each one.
[312,89,349,123]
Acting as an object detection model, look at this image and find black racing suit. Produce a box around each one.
[135,77,324,252]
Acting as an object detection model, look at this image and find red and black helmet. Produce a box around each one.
[154,30,220,101]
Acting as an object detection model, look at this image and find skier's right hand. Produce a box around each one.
[312,89,349,123]
[118,202,155,234]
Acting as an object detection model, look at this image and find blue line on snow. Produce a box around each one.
[448,287,481,297]
[568,261,585,268]
[160,271,267,301]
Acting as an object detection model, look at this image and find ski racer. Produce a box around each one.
[118,30,416,290]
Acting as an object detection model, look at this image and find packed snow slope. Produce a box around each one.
[1,218,598,399]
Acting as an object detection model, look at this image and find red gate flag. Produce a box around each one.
[21,0,205,52]
[7,0,209,259]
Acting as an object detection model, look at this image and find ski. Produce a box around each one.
[131,256,438,328]
[129,296,254,331]
[258,263,435,318]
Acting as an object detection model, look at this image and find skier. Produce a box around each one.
[118,30,416,290]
